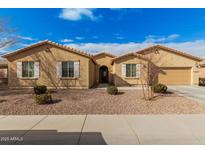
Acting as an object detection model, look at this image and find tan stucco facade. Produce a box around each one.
[200,67,205,79]
[138,48,201,85]
[93,53,114,84]
[5,43,95,88]
[89,59,96,87]
[2,41,203,88]
[113,55,148,86]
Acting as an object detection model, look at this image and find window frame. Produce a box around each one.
[125,64,138,78]
[22,61,35,78]
[61,61,75,78]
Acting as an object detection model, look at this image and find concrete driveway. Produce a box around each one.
[169,86,205,103]
[0,115,205,145]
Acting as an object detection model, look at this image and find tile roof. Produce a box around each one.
[136,45,203,61]
[93,52,116,58]
[2,40,92,59]
[111,52,148,64]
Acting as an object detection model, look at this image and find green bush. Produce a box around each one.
[153,83,167,93]
[34,85,47,95]
[107,85,118,95]
[199,78,205,86]
[35,93,52,104]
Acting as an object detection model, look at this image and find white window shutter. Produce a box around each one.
[17,62,22,78]
[122,64,126,77]
[57,61,62,78]
[74,61,80,78]
[136,64,141,78]
[34,61,40,78]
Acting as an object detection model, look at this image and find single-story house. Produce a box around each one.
[1,40,204,88]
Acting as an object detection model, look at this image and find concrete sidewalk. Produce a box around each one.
[0,115,205,145]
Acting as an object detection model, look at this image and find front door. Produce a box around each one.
[100,66,108,83]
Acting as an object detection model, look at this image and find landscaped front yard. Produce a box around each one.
[0,88,205,115]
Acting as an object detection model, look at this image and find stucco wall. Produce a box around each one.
[7,44,91,88]
[88,59,96,88]
[199,67,205,78]
[113,55,148,86]
[93,54,114,84]
[0,68,7,78]
[140,49,200,85]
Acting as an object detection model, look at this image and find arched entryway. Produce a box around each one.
[99,66,109,83]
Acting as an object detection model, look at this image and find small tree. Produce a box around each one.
[140,48,164,100]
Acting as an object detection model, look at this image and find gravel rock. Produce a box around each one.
[0,88,205,115]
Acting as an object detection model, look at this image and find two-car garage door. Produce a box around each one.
[158,67,191,85]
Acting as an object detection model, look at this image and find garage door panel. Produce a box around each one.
[158,67,191,85]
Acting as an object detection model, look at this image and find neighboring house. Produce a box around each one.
[1,40,204,88]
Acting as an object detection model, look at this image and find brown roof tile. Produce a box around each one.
[2,40,92,59]
[136,45,203,61]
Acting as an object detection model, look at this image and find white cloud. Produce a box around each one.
[66,42,154,55]
[0,49,7,54]
[165,40,205,58]
[167,34,180,40]
[113,33,124,40]
[0,42,14,51]
[145,34,180,43]
[75,36,84,40]
[59,9,98,21]
[92,36,99,39]
[60,39,74,43]
[113,33,121,36]
[17,43,32,47]
[115,36,124,40]
[66,40,205,58]
[17,35,35,41]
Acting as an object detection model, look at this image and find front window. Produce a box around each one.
[126,64,136,77]
[22,61,34,78]
[62,61,74,77]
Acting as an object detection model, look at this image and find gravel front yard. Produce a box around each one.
[0,88,205,114]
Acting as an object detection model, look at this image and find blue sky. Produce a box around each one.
[1,8,205,57]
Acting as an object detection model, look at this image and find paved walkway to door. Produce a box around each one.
[0,115,205,145]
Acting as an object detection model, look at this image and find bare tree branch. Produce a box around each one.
[0,20,17,52]
[140,48,164,100]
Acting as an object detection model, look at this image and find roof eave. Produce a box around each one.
[136,45,203,62]
[111,53,147,64]
[93,52,116,58]
[2,40,92,59]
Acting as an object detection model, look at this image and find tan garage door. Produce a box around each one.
[158,67,191,85]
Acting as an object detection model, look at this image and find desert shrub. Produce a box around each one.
[34,85,47,95]
[199,78,205,86]
[153,83,167,93]
[107,85,118,95]
[35,93,52,104]
[108,83,115,86]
